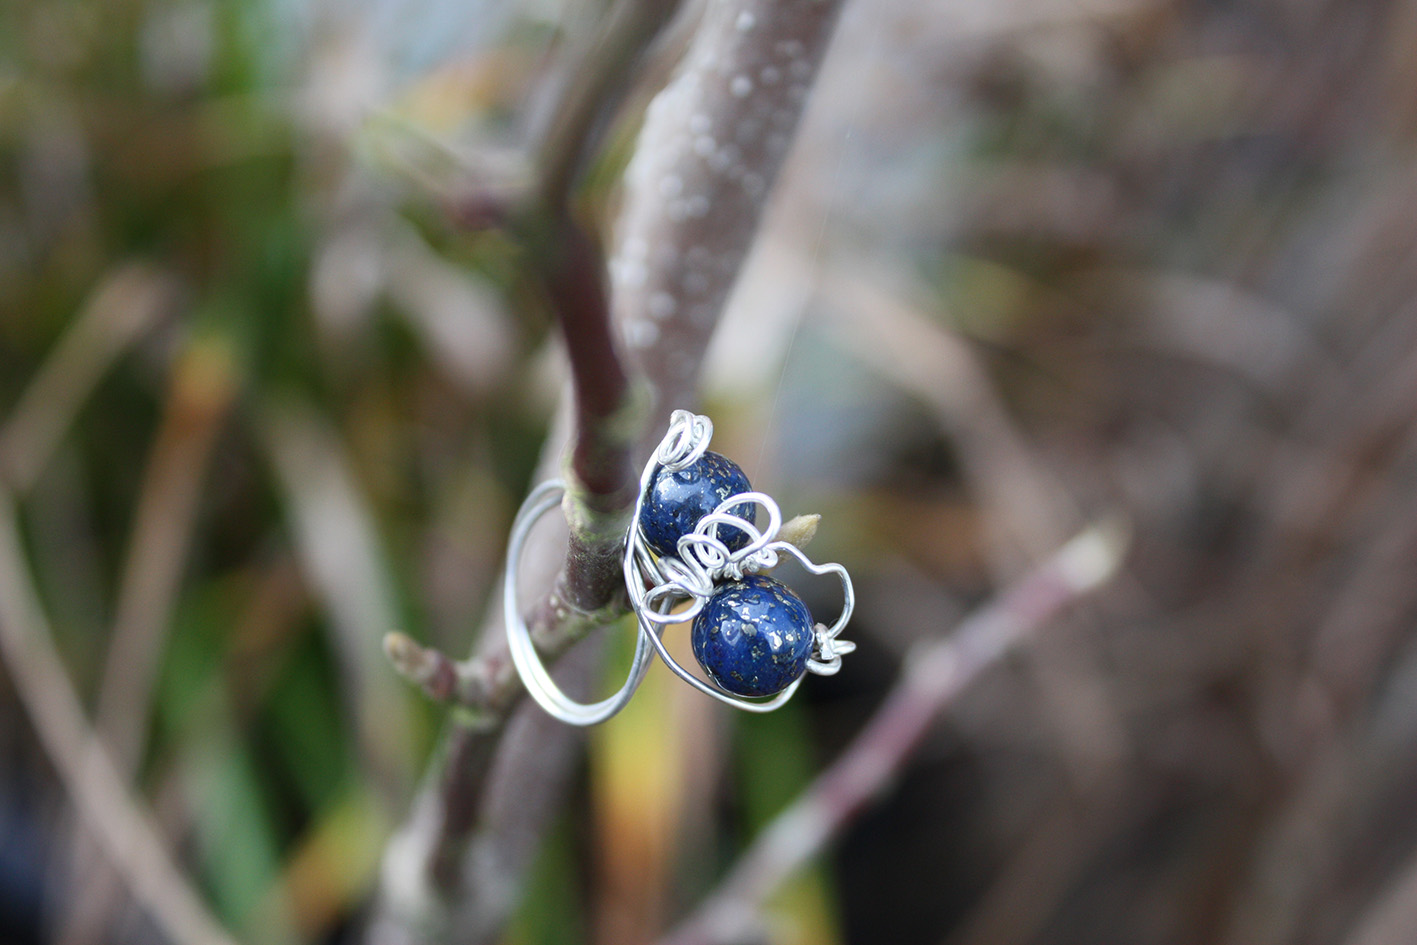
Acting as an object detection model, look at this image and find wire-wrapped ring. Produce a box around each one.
[503,480,655,726]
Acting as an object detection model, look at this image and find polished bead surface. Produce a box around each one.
[638,450,754,558]
[692,574,814,697]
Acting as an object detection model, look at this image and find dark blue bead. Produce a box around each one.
[639,450,754,558]
[692,574,814,697]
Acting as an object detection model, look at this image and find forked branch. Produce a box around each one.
[372,0,849,942]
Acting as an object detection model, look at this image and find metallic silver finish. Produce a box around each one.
[503,479,655,726]
[504,410,855,725]
[625,411,855,711]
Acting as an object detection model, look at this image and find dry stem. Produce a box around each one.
[0,489,237,945]
[658,521,1129,945]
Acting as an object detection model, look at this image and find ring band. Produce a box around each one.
[503,479,655,726]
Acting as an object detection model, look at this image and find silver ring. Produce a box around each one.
[505,410,855,725]
[504,479,655,726]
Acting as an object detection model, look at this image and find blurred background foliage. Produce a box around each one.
[5,0,1417,944]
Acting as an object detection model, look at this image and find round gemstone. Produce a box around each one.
[638,450,754,558]
[692,574,814,697]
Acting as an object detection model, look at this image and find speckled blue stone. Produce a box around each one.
[639,450,754,558]
[692,574,814,697]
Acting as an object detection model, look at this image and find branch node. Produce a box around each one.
[384,632,462,704]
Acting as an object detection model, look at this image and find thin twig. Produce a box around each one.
[0,263,176,493]
[0,261,193,945]
[59,335,238,945]
[263,402,418,804]
[97,337,236,773]
[0,488,238,945]
[389,0,690,717]
[657,520,1129,945]
[1343,845,1417,945]
[811,261,1129,785]
[385,513,821,706]
[450,0,691,690]
[814,264,1076,570]
[532,0,686,212]
[370,0,683,929]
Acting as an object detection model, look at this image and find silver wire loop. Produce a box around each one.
[504,411,855,724]
[656,409,713,471]
[624,412,856,711]
[504,479,655,726]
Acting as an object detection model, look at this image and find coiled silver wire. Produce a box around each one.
[625,410,856,713]
[505,410,855,726]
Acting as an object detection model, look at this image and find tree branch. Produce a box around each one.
[59,334,238,945]
[372,1,849,942]
[0,489,238,945]
[612,0,844,402]
[531,0,686,213]
[0,263,176,493]
[385,513,820,708]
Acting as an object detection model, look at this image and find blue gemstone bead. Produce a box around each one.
[639,450,754,558]
[692,574,814,697]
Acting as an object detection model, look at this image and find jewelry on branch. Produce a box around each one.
[505,410,854,725]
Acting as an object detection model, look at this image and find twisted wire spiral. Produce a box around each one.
[625,411,856,710]
[506,409,855,725]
